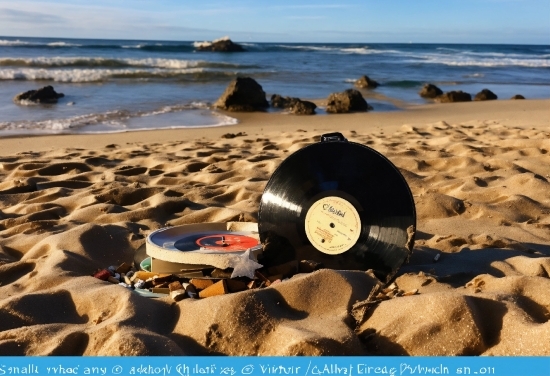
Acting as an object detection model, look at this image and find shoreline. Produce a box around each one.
[0,99,548,156]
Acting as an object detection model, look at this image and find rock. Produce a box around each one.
[354,75,379,89]
[214,77,269,112]
[435,90,472,103]
[195,36,245,52]
[14,85,64,104]
[270,94,300,109]
[290,100,317,115]
[474,89,498,101]
[325,89,369,113]
[511,94,525,100]
[419,83,443,98]
[270,94,316,115]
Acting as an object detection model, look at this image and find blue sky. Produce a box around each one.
[0,0,548,44]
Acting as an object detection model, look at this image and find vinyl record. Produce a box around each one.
[146,222,261,269]
[176,233,259,252]
[258,132,416,282]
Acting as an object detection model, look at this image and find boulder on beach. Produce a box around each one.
[214,77,269,112]
[13,85,65,104]
[511,94,525,100]
[419,83,443,98]
[270,94,300,109]
[354,75,379,89]
[270,94,316,115]
[290,100,317,115]
[194,36,245,52]
[326,89,369,113]
[435,90,472,103]
[474,89,498,101]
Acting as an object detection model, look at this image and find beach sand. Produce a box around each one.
[0,99,549,355]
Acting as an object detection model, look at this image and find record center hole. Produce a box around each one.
[330,223,335,228]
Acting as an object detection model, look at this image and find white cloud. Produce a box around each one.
[0,8,66,24]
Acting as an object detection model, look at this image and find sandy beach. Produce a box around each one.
[0,99,549,355]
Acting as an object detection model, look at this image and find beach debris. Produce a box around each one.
[354,75,380,89]
[325,89,369,113]
[13,85,65,104]
[435,90,472,103]
[474,89,498,101]
[199,280,229,298]
[433,253,441,263]
[169,281,188,301]
[93,269,111,281]
[214,77,269,112]
[194,36,245,52]
[299,259,323,273]
[229,249,264,279]
[91,257,327,301]
[222,132,247,139]
[418,83,443,98]
[511,94,525,100]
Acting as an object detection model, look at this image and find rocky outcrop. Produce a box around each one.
[214,77,268,112]
[270,94,300,109]
[435,91,472,103]
[325,89,369,113]
[290,100,316,115]
[474,89,498,101]
[511,94,525,100]
[419,83,443,98]
[195,37,245,52]
[270,94,316,115]
[354,75,379,89]
[14,85,65,104]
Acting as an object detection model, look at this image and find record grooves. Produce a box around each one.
[258,132,416,282]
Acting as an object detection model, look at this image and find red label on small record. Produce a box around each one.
[195,234,259,252]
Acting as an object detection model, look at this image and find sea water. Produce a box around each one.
[0,37,548,136]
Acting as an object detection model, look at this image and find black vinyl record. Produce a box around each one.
[258,132,416,282]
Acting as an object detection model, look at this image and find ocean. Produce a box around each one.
[0,36,549,136]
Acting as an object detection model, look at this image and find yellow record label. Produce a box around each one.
[304,196,361,255]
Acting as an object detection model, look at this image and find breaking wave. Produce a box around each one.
[0,102,238,134]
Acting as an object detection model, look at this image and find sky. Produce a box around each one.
[0,0,549,44]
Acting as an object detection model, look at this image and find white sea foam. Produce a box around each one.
[193,36,232,48]
[417,56,550,68]
[0,39,33,46]
[0,56,204,69]
[0,103,237,135]
[47,42,82,47]
[0,67,205,82]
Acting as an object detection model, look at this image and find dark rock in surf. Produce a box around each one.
[419,83,443,98]
[326,89,369,113]
[270,94,300,109]
[290,100,317,115]
[195,37,245,52]
[13,85,65,104]
[354,75,379,89]
[214,77,268,112]
[270,94,316,115]
[474,89,498,101]
[435,91,472,103]
[511,94,525,100]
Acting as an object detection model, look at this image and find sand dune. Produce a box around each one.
[0,100,549,355]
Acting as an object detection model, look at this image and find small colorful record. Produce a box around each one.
[195,234,260,252]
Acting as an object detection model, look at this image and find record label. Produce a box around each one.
[195,234,259,252]
[304,196,361,255]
